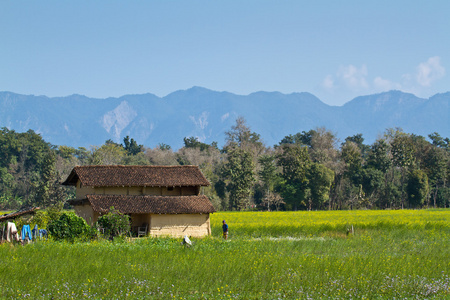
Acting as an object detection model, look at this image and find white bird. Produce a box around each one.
[182,235,192,247]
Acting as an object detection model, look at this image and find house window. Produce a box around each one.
[167,187,174,191]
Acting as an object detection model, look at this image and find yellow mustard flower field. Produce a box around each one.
[1,209,449,299]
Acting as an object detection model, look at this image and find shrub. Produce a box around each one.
[46,204,63,223]
[96,207,130,239]
[47,211,91,242]
[31,210,51,228]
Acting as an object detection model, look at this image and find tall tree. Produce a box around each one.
[279,130,315,147]
[225,148,255,210]
[344,133,370,158]
[224,117,264,155]
[0,128,56,209]
[423,146,448,207]
[310,127,339,169]
[183,136,214,151]
[340,141,365,208]
[145,147,179,165]
[277,144,311,210]
[407,169,429,208]
[360,168,384,208]
[391,131,415,208]
[258,155,278,194]
[428,132,450,150]
[123,136,143,155]
[367,139,393,208]
[258,154,280,210]
[341,141,363,183]
[367,139,391,173]
[308,162,334,210]
[89,143,126,165]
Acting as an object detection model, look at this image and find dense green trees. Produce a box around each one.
[0,128,71,209]
[258,155,281,210]
[407,169,429,208]
[1,120,449,211]
[123,136,143,155]
[308,163,334,210]
[277,144,311,210]
[224,148,255,210]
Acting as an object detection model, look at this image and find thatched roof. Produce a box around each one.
[0,207,40,221]
[68,195,215,214]
[62,165,210,187]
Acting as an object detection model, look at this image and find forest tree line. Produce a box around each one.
[0,117,449,211]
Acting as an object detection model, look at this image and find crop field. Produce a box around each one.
[1,209,449,299]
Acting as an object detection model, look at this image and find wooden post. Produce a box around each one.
[1,223,4,242]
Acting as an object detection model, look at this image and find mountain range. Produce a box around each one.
[0,87,448,149]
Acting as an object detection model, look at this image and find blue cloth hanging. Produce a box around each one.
[39,229,48,238]
[21,225,32,241]
[32,224,38,239]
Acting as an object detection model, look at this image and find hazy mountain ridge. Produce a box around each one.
[0,88,448,149]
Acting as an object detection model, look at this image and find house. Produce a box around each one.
[62,165,215,237]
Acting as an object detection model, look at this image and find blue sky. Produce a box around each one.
[1,1,448,105]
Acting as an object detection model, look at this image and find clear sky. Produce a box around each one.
[1,1,448,106]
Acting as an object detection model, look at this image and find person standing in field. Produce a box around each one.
[222,220,228,240]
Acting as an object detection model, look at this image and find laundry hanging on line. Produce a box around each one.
[6,222,20,242]
[21,224,32,241]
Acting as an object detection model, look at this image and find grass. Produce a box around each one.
[1,209,449,299]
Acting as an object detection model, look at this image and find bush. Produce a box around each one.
[96,207,130,239]
[47,211,91,242]
[31,210,51,228]
[46,204,63,224]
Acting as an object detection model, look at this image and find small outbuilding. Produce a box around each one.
[0,207,40,243]
[63,165,215,237]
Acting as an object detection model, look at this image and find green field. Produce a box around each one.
[1,209,449,299]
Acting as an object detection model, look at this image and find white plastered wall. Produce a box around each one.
[149,214,211,237]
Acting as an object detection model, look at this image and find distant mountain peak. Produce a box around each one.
[0,89,448,149]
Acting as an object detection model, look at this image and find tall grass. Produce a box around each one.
[1,209,449,299]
